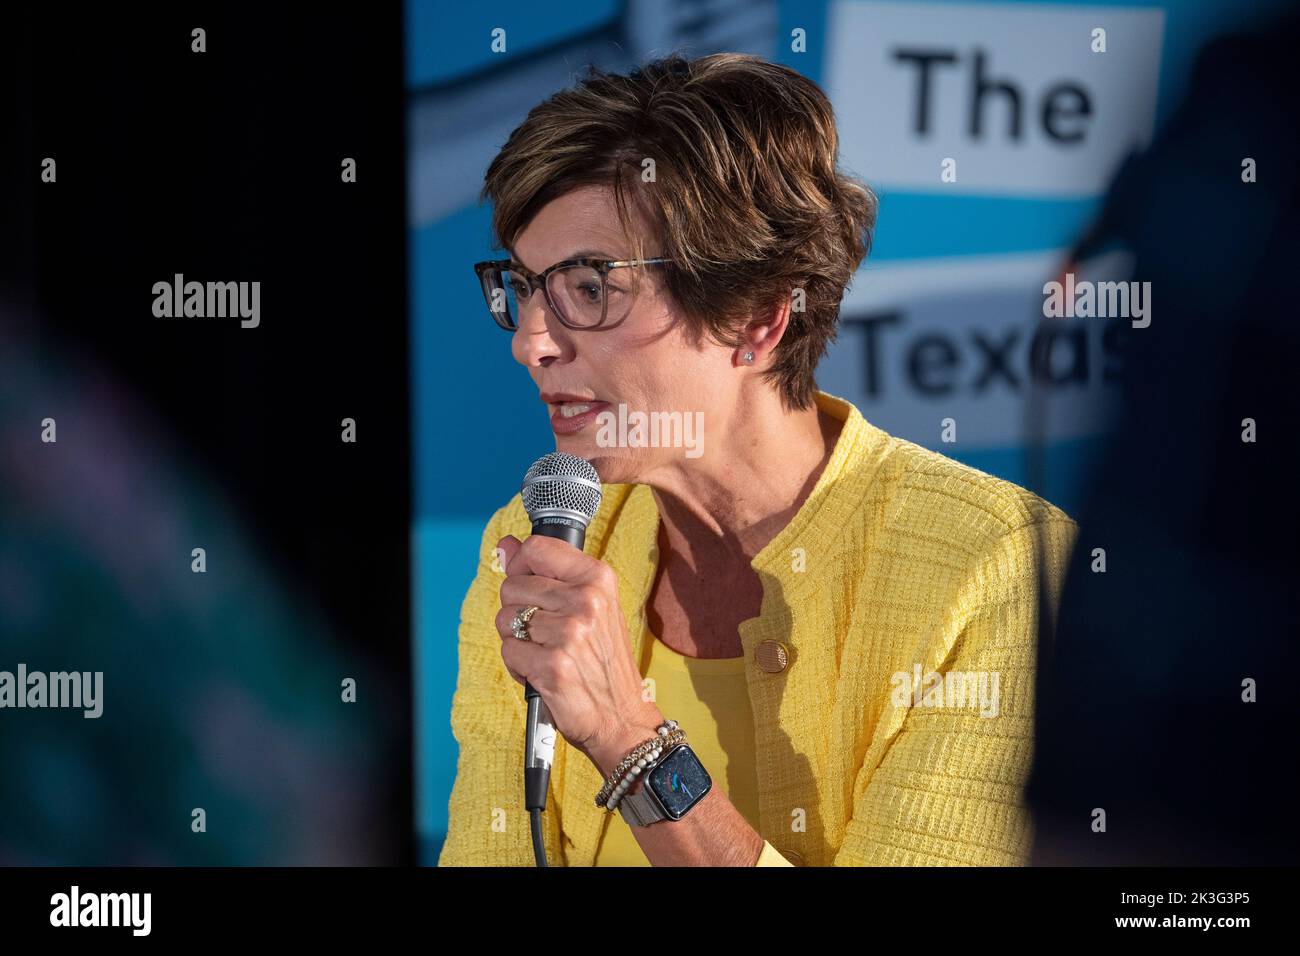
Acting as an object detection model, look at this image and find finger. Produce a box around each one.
[506,534,609,585]
[496,535,523,574]
[500,636,559,695]
[494,603,567,646]
[499,573,567,612]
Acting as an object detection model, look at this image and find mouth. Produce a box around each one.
[541,394,611,435]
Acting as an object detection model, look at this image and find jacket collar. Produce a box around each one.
[557,389,889,863]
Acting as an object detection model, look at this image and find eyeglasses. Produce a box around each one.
[473,256,673,331]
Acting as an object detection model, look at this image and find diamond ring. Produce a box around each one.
[511,605,541,641]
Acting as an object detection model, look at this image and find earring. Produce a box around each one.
[743,351,754,364]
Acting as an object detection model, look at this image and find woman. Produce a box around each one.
[439,53,1076,866]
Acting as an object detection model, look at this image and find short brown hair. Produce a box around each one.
[481,52,878,412]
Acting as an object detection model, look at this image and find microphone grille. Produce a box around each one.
[521,452,603,524]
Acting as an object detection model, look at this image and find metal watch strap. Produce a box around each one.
[617,761,669,826]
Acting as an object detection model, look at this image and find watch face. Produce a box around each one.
[647,744,712,820]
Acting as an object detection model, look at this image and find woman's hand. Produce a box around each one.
[494,534,664,775]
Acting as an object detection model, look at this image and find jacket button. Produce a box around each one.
[754,640,791,673]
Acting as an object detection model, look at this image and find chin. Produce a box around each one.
[558,444,640,486]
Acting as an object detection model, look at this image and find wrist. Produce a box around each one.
[588,705,667,779]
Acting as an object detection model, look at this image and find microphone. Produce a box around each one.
[518,451,603,866]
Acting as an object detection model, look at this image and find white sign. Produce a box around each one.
[820,251,1133,445]
[825,1,1165,196]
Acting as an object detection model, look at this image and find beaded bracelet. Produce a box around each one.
[594,721,683,808]
[601,727,687,812]
[594,719,683,809]
[594,718,679,803]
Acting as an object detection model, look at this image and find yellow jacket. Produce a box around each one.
[438,390,1077,866]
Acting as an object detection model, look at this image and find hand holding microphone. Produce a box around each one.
[502,452,664,866]
[497,453,663,794]
[494,531,664,772]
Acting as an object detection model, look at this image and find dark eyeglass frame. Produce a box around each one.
[473,256,673,331]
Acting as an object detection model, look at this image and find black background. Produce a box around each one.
[3,6,412,863]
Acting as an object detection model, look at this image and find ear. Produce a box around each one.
[738,296,793,365]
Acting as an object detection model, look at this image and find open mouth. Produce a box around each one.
[555,402,597,419]
[545,398,611,434]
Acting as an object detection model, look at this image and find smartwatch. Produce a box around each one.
[617,742,712,826]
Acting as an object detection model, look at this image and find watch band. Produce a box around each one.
[618,782,668,826]
[617,751,673,826]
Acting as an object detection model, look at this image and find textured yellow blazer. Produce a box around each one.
[438,390,1077,866]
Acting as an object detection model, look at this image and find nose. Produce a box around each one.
[511,286,569,368]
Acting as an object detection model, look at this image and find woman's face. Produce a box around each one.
[510,184,732,484]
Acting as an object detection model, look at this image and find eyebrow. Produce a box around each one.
[507,248,622,271]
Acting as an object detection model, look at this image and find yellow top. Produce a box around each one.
[593,626,793,866]
[439,389,1077,866]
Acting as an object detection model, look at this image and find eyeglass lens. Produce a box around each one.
[484,263,636,330]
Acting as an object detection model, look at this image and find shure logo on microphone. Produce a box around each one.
[50,886,151,936]
[152,274,261,328]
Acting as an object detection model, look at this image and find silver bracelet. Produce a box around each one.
[596,721,683,809]
[594,719,683,809]
[603,727,686,812]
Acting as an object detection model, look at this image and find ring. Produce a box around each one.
[511,605,541,641]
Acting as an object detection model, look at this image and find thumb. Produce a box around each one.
[496,534,523,574]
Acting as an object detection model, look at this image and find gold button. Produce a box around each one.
[754,639,791,673]
[781,848,805,866]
